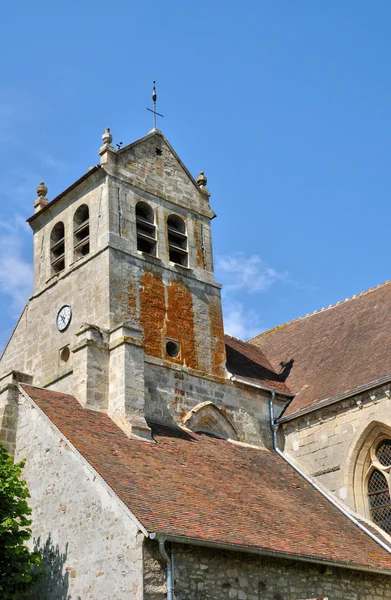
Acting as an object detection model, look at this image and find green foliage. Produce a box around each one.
[0,443,43,599]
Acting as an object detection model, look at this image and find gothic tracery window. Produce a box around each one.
[367,439,391,535]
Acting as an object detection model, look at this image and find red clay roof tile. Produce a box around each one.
[225,335,292,395]
[250,281,391,417]
[21,384,391,572]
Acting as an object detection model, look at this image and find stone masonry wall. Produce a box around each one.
[16,394,143,600]
[0,249,110,387]
[144,539,391,600]
[1,173,111,386]
[281,383,391,515]
[144,360,286,448]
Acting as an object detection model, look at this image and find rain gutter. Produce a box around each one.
[149,532,391,576]
[278,374,391,423]
[229,375,293,398]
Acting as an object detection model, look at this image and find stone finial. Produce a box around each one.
[37,181,48,198]
[102,127,113,146]
[197,171,207,188]
[34,181,49,213]
[99,127,116,163]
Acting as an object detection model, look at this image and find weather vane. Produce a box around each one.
[147,81,164,129]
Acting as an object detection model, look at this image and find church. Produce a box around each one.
[2,123,391,600]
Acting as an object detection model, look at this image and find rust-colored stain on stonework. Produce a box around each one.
[166,281,197,369]
[209,301,226,377]
[140,271,165,358]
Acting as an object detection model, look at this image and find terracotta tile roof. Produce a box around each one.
[224,335,292,395]
[21,384,391,573]
[250,281,391,418]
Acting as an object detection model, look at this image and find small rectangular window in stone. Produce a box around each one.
[136,202,157,256]
[50,221,65,273]
[167,214,188,266]
[73,204,90,259]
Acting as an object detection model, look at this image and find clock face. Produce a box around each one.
[56,305,72,332]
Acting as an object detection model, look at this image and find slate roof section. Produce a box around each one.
[21,384,391,573]
[224,335,292,395]
[250,281,391,418]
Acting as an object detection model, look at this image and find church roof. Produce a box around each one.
[250,280,391,419]
[21,384,391,574]
[224,335,292,395]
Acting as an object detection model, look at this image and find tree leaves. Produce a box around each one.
[0,443,43,599]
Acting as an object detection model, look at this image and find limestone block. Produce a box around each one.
[72,324,109,411]
[0,370,32,454]
[109,322,152,441]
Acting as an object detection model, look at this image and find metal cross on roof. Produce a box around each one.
[147,81,164,129]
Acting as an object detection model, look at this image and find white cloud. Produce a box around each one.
[0,218,33,315]
[216,252,289,340]
[222,301,263,340]
[216,253,288,294]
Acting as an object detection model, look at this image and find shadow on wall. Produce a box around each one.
[28,535,74,600]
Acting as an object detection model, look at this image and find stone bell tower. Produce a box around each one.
[0,126,227,442]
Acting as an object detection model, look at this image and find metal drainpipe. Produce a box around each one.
[269,392,391,556]
[269,392,277,450]
[158,539,174,600]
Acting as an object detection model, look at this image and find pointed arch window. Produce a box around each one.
[182,401,238,441]
[50,222,65,273]
[367,439,391,535]
[135,202,156,256]
[74,204,90,259]
[167,214,188,266]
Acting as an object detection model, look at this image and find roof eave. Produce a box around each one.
[27,165,103,224]
[149,532,391,576]
[278,374,391,423]
[229,374,293,398]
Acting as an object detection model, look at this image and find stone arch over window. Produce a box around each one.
[73,204,90,259]
[167,214,188,266]
[183,401,238,440]
[135,201,156,256]
[348,420,391,534]
[50,221,65,273]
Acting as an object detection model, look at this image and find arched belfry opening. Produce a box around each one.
[182,402,238,440]
[73,204,90,259]
[167,214,188,266]
[135,201,157,256]
[50,222,65,274]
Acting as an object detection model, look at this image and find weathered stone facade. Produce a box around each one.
[0,130,288,445]
[144,540,391,600]
[16,394,143,600]
[281,382,391,523]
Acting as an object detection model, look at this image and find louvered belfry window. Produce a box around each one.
[167,214,188,266]
[135,202,156,256]
[367,440,391,535]
[50,222,65,273]
[73,204,90,259]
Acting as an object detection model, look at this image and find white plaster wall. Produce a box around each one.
[16,396,144,600]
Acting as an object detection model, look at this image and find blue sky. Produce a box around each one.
[1,1,391,350]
